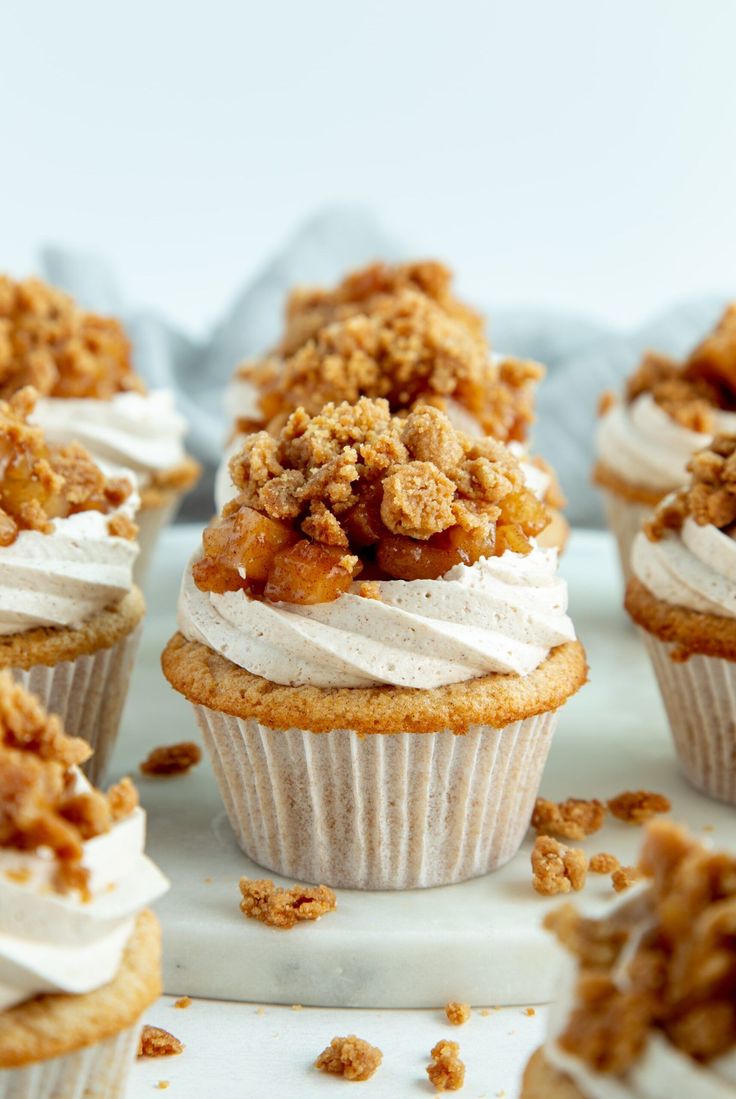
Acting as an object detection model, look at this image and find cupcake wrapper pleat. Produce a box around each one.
[195,707,559,889]
[10,624,142,785]
[0,1022,139,1099]
[640,631,736,805]
[599,489,653,584]
[134,497,180,587]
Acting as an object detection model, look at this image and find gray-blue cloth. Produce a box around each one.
[40,207,726,527]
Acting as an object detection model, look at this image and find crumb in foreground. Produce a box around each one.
[445,1001,471,1025]
[531,797,605,840]
[174,996,192,1009]
[140,742,202,776]
[607,790,671,824]
[589,852,620,874]
[239,877,336,928]
[532,836,587,895]
[137,1026,183,1058]
[612,865,640,892]
[427,1039,465,1091]
[314,1035,382,1081]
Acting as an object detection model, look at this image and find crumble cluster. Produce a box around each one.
[621,305,736,432]
[238,877,336,929]
[139,741,202,776]
[138,1026,184,1058]
[314,1035,383,1082]
[646,435,736,540]
[531,836,588,896]
[196,398,547,603]
[0,387,135,546]
[607,790,671,824]
[552,820,736,1074]
[238,262,543,444]
[532,797,606,841]
[0,275,144,400]
[427,1039,465,1091]
[445,1001,471,1026]
[278,260,486,356]
[0,671,139,894]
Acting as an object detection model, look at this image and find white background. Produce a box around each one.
[3,0,736,335]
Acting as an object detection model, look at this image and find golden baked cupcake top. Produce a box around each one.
[0,276,143,400]
[0,387,136,546]
[0,670,138,895]
[195,397,549,604]
[234,261,543,444]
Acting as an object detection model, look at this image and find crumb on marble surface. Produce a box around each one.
[314,1034,382,1081]
[140,741,202,776]
[607,790,671,824]
[137,1026,184,1058]
[427,1038,465,1091]
[532,836,587,896]
[445,1001,471,1026]
[589,853,620,875]
[239,877,336,929]
[532,796,606,840]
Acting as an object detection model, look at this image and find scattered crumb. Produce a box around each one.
[532,835,587,896]
[174,997,192,1010]
[314,1035,382,1081]
[589,852,620,875]
[531,796,606,840]
[358,581,382,600]
[427,1039,465,1091]
[479,1009,491,1017]
[523,1007,536,1017]
[239,877,336,929]
[156,1084,170,1091]
[291,1004,303,1011]
[597,390,617,417]
[203,876,213,884]
[140,742,202,776]
[612,866,641,893]
[445,1001,471,1026]
[138,1026,184,1058]
[255,1007,265,1015]
[607,790,671,824]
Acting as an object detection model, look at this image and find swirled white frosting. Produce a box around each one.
[178,544,575,688]
[0,770,168,1011]
[544,891,736,1098]
[0,494,139,636]
[597,394,736,493]
[631,517,736,619]
[32,390,189,489]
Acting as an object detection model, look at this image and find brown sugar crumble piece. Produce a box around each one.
[532,836,587,896]
[612,866,640,893]
[589,852,620,875]
[427,1039,465,1091]
[138,1025,184,1058]
[0,275,144,400]
[607,790,671,824]
[314,1035,382,1082]
[0,671,139,897]
[531,796,606,840]
[646,434,736,540]
[0,387,135,547]
[445,1001,471,1026]
[140,742,202,777]
[523,1007,536,1017]
[174,996,192,1009]
[239,877,336,929]
[195,397,548,605]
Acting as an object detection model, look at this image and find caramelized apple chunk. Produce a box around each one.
[265,541,360,604]
[377,524,494,580]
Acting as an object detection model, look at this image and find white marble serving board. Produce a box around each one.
[110,527,736,1009]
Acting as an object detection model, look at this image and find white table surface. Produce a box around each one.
[122,527,732,1097]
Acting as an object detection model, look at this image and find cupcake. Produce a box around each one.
[217,260,569,552]
[164,397,586,889]
[0,672,168,1098]
[625,434,736,804]
[0,387,144,782]
[594,303,736,579]
[0,275,200,583]
[522,820,736,1098]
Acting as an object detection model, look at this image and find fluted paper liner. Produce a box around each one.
[600,489,653,584]
[641,631,736,804]
[195,706,559,889]
[134,496,179,586]
[0,1023,139,1099]
[9,625,142,785]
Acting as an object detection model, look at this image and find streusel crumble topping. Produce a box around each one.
[645,434,736,540]
[0,672,138,895]
[195,398,548,604]
[0,276,143,400]
[315,1035,383,1081]
[0,387,135,546]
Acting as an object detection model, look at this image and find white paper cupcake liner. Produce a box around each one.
[134,496,180,587]
[599,489,654,584]
[194,706,559,889]
[0,1022,139,1099]
[640,631,736,804]
[10,624,142,785]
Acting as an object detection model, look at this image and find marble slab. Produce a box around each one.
[110,527,736,1008]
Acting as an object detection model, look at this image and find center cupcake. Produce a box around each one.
[163,397,586,889]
